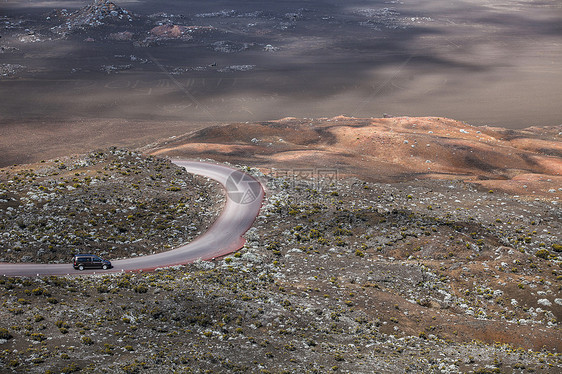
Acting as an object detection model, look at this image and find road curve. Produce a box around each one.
[0,161,264,277]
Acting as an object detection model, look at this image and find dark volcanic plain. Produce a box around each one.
[1,0,562,167]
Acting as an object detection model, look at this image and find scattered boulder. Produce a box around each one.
[150,24,193,40]
[109,31,134,41]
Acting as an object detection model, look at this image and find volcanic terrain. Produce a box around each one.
[0,117,560,373]
[149,116,562,198]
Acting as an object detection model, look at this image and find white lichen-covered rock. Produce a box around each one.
[244,227,259,242]
[192,258,215,270]
[242,252,262,263]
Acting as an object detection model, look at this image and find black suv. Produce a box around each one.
[73,254,112,271]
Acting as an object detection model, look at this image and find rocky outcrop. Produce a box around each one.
[150,25,193,40]
[108,31,134,41]
[51,0,135,35]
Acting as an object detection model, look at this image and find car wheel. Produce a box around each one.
[78,265,84,271]
[102,264,108,270]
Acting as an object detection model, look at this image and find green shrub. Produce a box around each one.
[0,328,12,340]
[97,285,109,293]
[475,368,500,374]
[101,343,114,355]
[133,285,148,293]
[55,320,68,328]
[61,363,80,373]
[30,333,45,341]
[535,249,550,260]
[117,279,131,289]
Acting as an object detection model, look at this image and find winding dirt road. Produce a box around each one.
[0,161,264,277]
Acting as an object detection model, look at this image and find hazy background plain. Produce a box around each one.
[1,0,561,165]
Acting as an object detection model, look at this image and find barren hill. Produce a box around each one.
[150,116,562,198]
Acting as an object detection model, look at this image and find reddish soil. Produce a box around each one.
[149,116,562,198]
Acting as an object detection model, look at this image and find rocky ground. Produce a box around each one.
[0,148,223,264]
[0,1,561,371]
[0,0,310,77]
[0,158,560,373]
